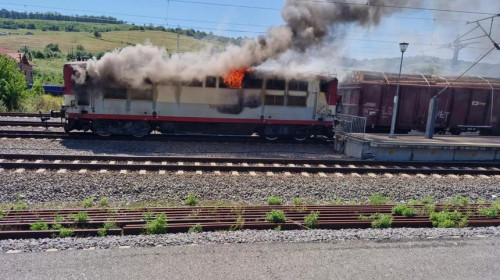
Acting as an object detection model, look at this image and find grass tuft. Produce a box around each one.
[30,219,49,230]
[188,224,203,233]
[185,193,199,206]
[304,211,320,229]
[144,213,168,235]
[265,210,287,223]
[392,205,417,217]
[267,196,282,206]
[82,197,94,208]
[369,193,387,205]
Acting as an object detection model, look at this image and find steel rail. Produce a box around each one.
[0,153,499,168]
[0,121,64,127]
[0,205,497,240]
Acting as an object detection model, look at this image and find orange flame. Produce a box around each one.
[223,68,248,89]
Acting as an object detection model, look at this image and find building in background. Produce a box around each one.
[0,47,34,83]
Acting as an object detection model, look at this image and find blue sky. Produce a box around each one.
[2,0,499,64]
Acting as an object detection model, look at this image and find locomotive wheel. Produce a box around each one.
[92,121,112,137]
[293,135,309,141]
[129,121,151,138]
[265,135,279,141]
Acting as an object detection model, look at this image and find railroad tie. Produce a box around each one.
[266,171,274,176]
[318,172,327,177]
[432,174,442,179]
[36,168,46,173]
[159,170,166,175]
[15,168,25,173]
[139,170,147,175]
[249,171,257,176]
[120,170,128,174]
[78,169,87,174]
[57,169,67,174]
[176,170,184,175]
[214,171,222,175]
[231,171,239,176]
[463,175,474,179]
[301,172,310,177]
[447,174,459,179]
[195,170,203,175]
[100,169,108,174]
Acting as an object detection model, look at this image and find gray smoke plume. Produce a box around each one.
[78,0,495,87]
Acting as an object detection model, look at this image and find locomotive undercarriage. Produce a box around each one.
[65,119,333,140]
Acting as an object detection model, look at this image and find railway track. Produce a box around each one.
[0,121,64,127]
[0,113,50,118]
[0,153,499,175]
[0,205,498,240]
[0,130,332,144]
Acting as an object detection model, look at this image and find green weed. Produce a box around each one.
[185,193,199,206]
[144,213,168,235]
[430,211,468,228]
[369,193,387,205]
[267,196,282,206]
[229,215,245,231]
[371,214,393,229]
[68,211,90,224]
[30,219,49,230]
[99,197,110,208]
[477,207,498,219]
[82,197,94,208]
[188,224,203,233]
[265,210,286,223]
[293,197,303,206]
[392,205,417,217]
[304,211,320,229]
[58,228,74,238]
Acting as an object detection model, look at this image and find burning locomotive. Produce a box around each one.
[55,62,341,139]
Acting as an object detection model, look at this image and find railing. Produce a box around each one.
[334,114,367,138]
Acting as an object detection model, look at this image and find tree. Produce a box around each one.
[93,31,101,38]
[0,56,28,110]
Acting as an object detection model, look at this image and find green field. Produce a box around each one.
[1,19,223,84]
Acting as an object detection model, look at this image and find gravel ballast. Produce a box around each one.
[0,171,498,205]
[1,227,499,253]
[0,138,342,159]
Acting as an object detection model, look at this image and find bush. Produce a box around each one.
[392,205,417,217]
[445,195,469,207]
[12,201,27,210]
[94,31,102,38]
[82,197,94,208]
[430,211,468,228]
[369,193,387,205]
[293,197,303,206]
[229,215,245,231]
[51,223,63,230]
[0,100,7,113]
[185,193,198,206]
[98,220,117,236]
[99,197,110,208]
[267,196,282,206]
[98,228,107,237]
[492,199,500,211]
[331,198,343,205]
[371,214,393,229]
[142,212,154,221]
[58,228,74,238]
[0,56,28,110]
[69,211,90,224]
[30,219,49,230]
[477,207,498,219]
[0,209,4,220]
[188,224,203,233]
[304,211,320,229]
[19,94,64,113]
[144,213,168,235]
[265,210,286,223]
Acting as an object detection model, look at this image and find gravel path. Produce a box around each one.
[1,227,499,253]
[0,171,498,206]
[0,138,343,159]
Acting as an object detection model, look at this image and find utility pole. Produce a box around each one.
[177,34,180,53]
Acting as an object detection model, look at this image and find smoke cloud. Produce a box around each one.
[77,0,498,86]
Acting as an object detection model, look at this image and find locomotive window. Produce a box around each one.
[289,80,308,91]
[265,95,284,106]
[182,79,203,87]
[242,73,263,89]
[130,89,153,100]
[287,96,307,107]
[103,87,127,99]
[266,79,285,90]
[219,77,228,88]
[205,76,217,88]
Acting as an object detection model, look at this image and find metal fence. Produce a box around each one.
[334,114,367,138]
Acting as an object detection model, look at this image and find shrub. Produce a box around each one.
[265,210,286,223]
[0,209,4,220]
[51,223,63,230]
[492,199,500,211]
[0,100,7,113]
[430,211,468,228]
[477,207,498,219]
[144,213,168,235]
[392,205,417,217]
[445,195,469,207]
[304,211,320,229]
[142,212,154,221]
[421,196,435,205]
[82,197,94,208]
[30,219,49,230]
[69,211,90,224]
[369,193,387,205]
[293,197,303,206]
[331,198,343,205]
[12,201,27,210]
[476,199,486,205]
[371,214,393,229]
[188,224,203,233]
[267,196,282,206]
[97,228,107,237]
[185,193,198,206]
[58,228,74,238]
[274,225,282,231]
[54,215,64,223]
[103,221,117,229]
[99,197,109,208]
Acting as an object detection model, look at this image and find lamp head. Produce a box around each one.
[400,42,409,53]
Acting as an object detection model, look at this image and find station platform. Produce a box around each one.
[337,133,500,161]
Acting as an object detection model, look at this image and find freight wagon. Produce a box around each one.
[338,71,500,135]
[53,62,341,139]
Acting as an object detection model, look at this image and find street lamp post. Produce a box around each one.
[389,42,409,139]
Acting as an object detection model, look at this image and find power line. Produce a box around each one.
[170,0,498,16]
